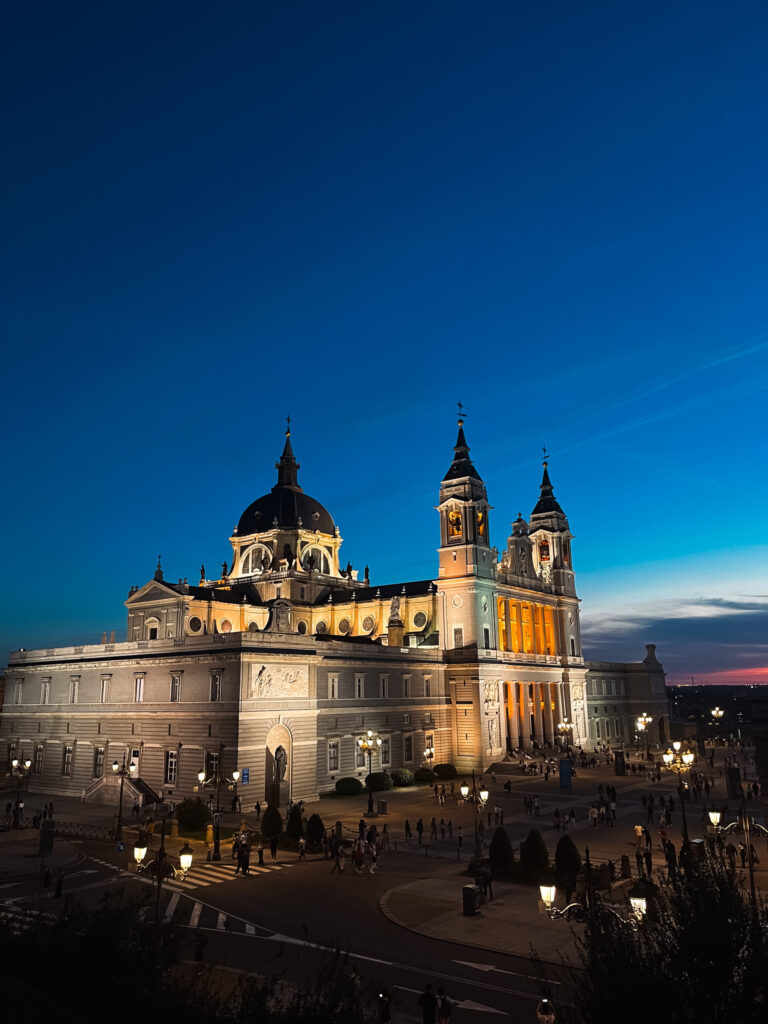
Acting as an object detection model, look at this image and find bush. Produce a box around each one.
[175,797,211,833]
[519,828,549,874]
[335,777,364,796]
[390,768,414,787]
[365,771,393,792]
[433,763,457,779]
[260,804,283,839]
[413,767,435,783]
[285,804,304,841]
[555,834,582,883]
[306,813,325,849]
[489,827,515,876]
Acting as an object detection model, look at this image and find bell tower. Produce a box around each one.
[437,411,493,580]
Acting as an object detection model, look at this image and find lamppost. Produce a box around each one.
[557,717,573,750]
[10,756,32,827]
[199,762,242,857]
[711,706,724,722]
[636,713,652,759]
[709,805,767,911]
[112,753,137,842]
[358,730,382,815]
[231,768,241,812]
[460,770,489,861]
[539,847,652,928]
[424,744,435,767]
[149,813,194,929]
[662,741,695,843]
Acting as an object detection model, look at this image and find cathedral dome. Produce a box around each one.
[237,488,335,536]
[237,425,335,536]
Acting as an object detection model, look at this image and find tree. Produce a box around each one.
[533,854,768,1024]
[554,835,582,896]
[306,813,325,849]
[365,771,393,791]
[285,804,304,842]
[175,797,211,834]
[260,804,283,840]
[488,827,514,876]
[519,828,548,875]
[335,777,363,795]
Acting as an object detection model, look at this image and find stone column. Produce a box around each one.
[507,682,520,751]
[516,602,525,654]
[504,600,512,653]
[533,683,545,745]
[544,682,555,745]
[553,683,563,741]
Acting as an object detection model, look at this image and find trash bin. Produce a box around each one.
[376,799,387,814]
[463,884,481,916]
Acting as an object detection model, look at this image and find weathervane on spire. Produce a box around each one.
[542,445,549,467]
[286,414,291,436]
[457,401,466,424]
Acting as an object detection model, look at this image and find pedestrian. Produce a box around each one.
[635,849,644,877]
[434,783,439,800]
[448,819,453,839]
[481,863,494,900]
[270,836,278,863]
[436,986,453,1024]
[430,817,438,840]
[419,983,438,1024]
[231,794,238,813]
[457,826,463,855]
[643,849,653,877]
[378,987,392,1023]
[298,837,307,861]
[405,819,412,841]
[739,843,747,868]
[643,826,652,850]
[255,800,262,820]
[416,818,424,844]
[554,808,561,831]
[440,819,446,840]
[533,796,540,817]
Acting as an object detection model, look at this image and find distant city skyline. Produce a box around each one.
[2,2,767,681]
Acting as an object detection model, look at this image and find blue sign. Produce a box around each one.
[241,767,250,785]
[559,759,572,789]
[117,841,126,852]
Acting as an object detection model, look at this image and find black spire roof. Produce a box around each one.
[275,420,301,491]
[531,461,565,516]
[442,418,483,482]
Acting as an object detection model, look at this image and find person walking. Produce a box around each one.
[635,849,644,877]
[436,987,453,1024]
[405,819,412,841]
[643,826,652,850]
[270,836,278,863]
[416,818,424,845]
[457,826,463,857]
[634,823,643,847]
[643,848,653,877]
[255,800,261,820]
[419,983,438,1024]
[298,837,307,861]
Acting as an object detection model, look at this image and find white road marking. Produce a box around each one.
[452,960,560,985]
[217,912,227,931]
[163,893,180,922]
[245,923,256,935]
[189,902,202,928]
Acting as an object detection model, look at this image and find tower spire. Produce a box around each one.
[443,404,481,482]
[274,419,302,491]
[531,450,564,516]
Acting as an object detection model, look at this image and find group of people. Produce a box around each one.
[5,799,55,829]
[230,830,280,873]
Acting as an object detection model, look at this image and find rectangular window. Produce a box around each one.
[34,744,44,774]
[403,734,413,761]
[165,749,178,784]
[62,745,73,777]
[15,682,23,705]
[380,675,389,698]
[355,740,366,769]
[205,750,220,779]
[328,674,339,700]
[424,712,432,725]
[402,675,411,698]
[70,676,79,704]
[483,626,490,649]
[134,676,144,702]
[328,740,339,772]
[210,673,221,702]
[380,736,391,765]
[424,676,432,698]
[100,676,110,703]
[170,676,181,702]
[40,679,50,705]
[606,720,612,738]
[595,721,601,739]
[93,746,105,779]
[403,713,410,725]
[355,674,364,699]
[570,637,576,656]
[453,627,463,648]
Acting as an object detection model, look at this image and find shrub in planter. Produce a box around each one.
[390,768,414,787]
[433,763,457,780]
[519,828,549,874]
[306,813,325,849]
[260,804,284,840]
[176,797,211,834]
[365,771,393,792]
[413,767,435,783]
[286,804,304,841]
[489,827,515,876]
[335,776,364,796]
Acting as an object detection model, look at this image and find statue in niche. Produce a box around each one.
[518,546,528,576]
[273,745,287,782]
[500,549,509,571]
[488,720,497,748]
[476,510,486,538]
[389,595,401,622]
[448,509,462,537]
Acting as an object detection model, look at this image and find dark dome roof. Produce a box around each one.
[238,487,335,536]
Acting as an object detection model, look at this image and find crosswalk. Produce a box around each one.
[163,895,272,937]
[163,859,293,892]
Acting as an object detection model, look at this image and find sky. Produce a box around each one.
[2,1,767,682]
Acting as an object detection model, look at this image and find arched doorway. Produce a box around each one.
[265,723,291,807]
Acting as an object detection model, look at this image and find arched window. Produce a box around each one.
[241,544,272,574]
[301,546,330,574]
[448,508,463,539]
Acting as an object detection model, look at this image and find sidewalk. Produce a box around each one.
[0,829,82,880]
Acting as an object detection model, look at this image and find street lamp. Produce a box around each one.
[112,753,137,842]
[557,717,573,750]
[662,742,695,843]
[711,706,724,722]
[539,848,651,928]
[460,770,489,861]
[358,730,382,815]
[232,768,241,812]
[636,713,652,759]
[708,807,767,911]
[134,833,148,867]
[10,756,32,827]
[179,841,194,877]
[424,745,435,766]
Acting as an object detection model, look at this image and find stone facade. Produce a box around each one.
[0,421,668,805]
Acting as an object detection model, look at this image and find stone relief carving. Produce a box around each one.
[249,663,308,699]
[571,682,584,701]
[483,680,499,705]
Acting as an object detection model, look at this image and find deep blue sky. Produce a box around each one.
[2,2,767,681]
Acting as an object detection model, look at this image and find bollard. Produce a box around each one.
[205,823,214,847]
[239,818,248,832]
[170,819,179,839]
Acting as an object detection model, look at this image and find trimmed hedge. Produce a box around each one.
[555,835,582,879]
[413,768,435,783]
[260,804,284,840]
[306,813,325,849]
[390,768,414,787]
[176,797,211,833]
[285,804,304,841]
[365,771,393,792]
[335,777,364,796]
[489,827,515,876]
[433,763,457,780]
[519,828,549,874]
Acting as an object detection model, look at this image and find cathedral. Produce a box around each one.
[1,419,668,806]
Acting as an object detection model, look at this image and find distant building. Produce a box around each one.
[1,420,668,805]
